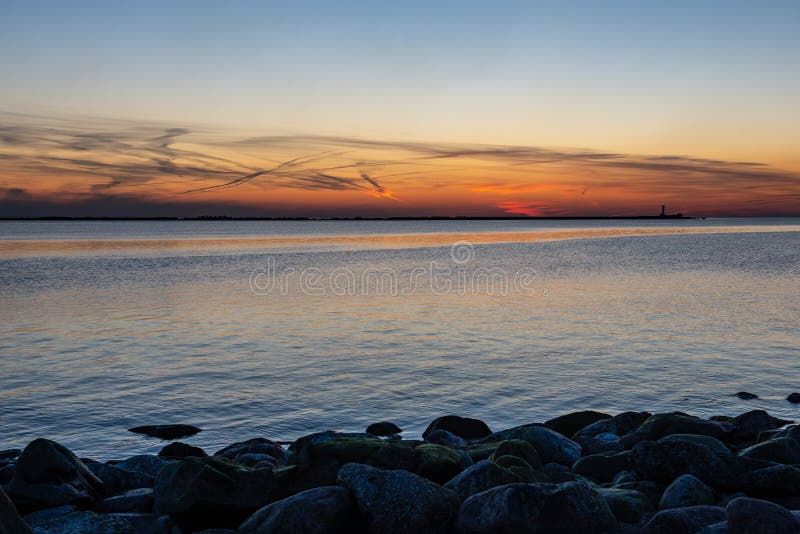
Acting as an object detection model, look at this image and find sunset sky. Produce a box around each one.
[1,1,799,217]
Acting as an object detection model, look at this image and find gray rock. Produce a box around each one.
[234,453,279,468]
[158,442,207,459]
[573,451,631,483]
[492,456,548,483]
[544,410,611,438]
[85,461,154,495]
[8,439,104,512]
[337,463,458,534]
[488,440,542,469]
[22,505,75,527]
[424,429,466,448]
[621,414,732,448]
[735,392,758,400]
[422,416,492,441]
[443,460,521,501]
[28,510,136,533]
[725,497,800,534]
[456,481,617,533]
[612,481,665,510]
[659,474,715,509]
[215,438,287,466]
[728,410,792,443]
[489,425,581,465]
[366,422,402,436]
[94,488,153,513]
[611,470,637,485]
[597,487,651,523]
[238,486,356,534]
[0,486,33,534]
[112,455,172,478]
[739,437,800,464]
[640,506,726,534]
[740,465,800,497]
[659,434,732,456]
[128,424,201,440]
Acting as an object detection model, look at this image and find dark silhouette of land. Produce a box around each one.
[0,214,694,221]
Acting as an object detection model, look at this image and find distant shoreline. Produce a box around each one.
[0,215,697,221]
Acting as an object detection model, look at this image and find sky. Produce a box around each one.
[1,1,799,217]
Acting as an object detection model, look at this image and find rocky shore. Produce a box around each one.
[2,409,800,533]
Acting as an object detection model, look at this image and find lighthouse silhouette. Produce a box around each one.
[660,204,666,217]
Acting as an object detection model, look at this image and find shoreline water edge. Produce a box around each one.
[3,404,800,533]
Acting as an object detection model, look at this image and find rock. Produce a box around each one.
[158,442,207,459]
[725,497,800,534]
[27,510,136,533]
[94,488,153,513]
[443,460,521,501]
[728,410,792,443]
[489,425,581,465]
[613,481,666,510]
[739,437,800,464]
[422,416,491,441]
[238,486,357,534]
[85,461,154,494]
[572,419,623,455]
[488,440,542,469]
[491,456,548,483]
[413,444,465,484]
[543,410,611,438]
[735,392,758,400]
[611,411,651,435]
[572,451,631,483]
[424,429,466,448]
[366,422,402,436]
[111,455,172,478]
[456,481,617,533]
[0,462,15,485]
[154,457,309,530]
[0,450,21,461]
[8,439,104,512]
[621,413,732,448]
[597,488,651,523]
[128,424,202,440]
[659,474,716,509]
[215,438,287,466]
[235,453,279,468]
[700,522,730,534]
[0,486,33,534]
[337,463,459,534]
[611,470,637,485]
[22,505,76,527]
[640,506,726,534]
[740,465,800,497]
[659,434,732,456]
[788,393,800,404]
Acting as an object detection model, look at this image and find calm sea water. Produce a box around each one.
[1,219,799,459]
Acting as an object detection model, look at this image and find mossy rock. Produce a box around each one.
[492,455,549,483]
[489,439,542,469]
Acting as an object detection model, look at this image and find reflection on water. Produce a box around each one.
[1,221,799,458]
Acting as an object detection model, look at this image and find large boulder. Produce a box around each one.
[572,451,631,483]
[488,425,581,465]
[488,440,542,469]
[659,474,715,509]
[158,442,207,459]
[365,422,402,437]
[739,437,800,464]
[621,414,732,448]
[238,486,357,534]
[128,424,201,440]
[215,438,287,466]
[727,411,792,444]
[725,497,800,534]
[8,439,104,512]
[596,488,651,524]
[640,506,726,534]
[94,488,154,513]
[337,463,459,534]
[543,411,611,438]
[85,461,154,495]
[111,455,172,478]
[492,456,548,483]
[659,434,732,456]
[443,460,522,501]
[0,486,33,534]
[422,416,492,441]
[739,465,800,497]
[456,481,617,533]
[571,419,624,456]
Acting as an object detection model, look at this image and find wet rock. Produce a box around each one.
[337,463,459,534]
[366,422,402,436]
[771,424,800,443]
[0,462,14,485]
[609,411,651,436]
[94,488,153,513]
[613,481,665,510]
[492,455,548,483]
[0,486,33,534]
[543,410,611,438]
[728,410,792,444]
[215,438,287,466]
[84,460,154,496]
[128,424,202,440]
[27,510,136,533]
[788,393,800,404]
[0,450,21,461]
[739,437,800,464]
[443,460,522,501]
[735,392,758,400]
[235,453,279,468]
[158,442,207,459]
[413,444,465,484]
[572,451,631,483]
[111,455,172,478]
[659,434,732,456]
[8,439,104,512]
[611,470,637,485]
[621,413,732,448]
[22,505,76,527]
[640,506,726,534]
[456,481,616,533]
[239,486,357,534]
[725,497,800,534]
[422,416,491,441]
[424,429,466,448]
[488,439,542,469]
[739,465,800,497]
[489,425,581,465]
[597,487,651,523]
[659,474,715,509]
